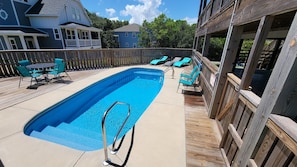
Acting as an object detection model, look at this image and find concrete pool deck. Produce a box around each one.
[0,65,187,167]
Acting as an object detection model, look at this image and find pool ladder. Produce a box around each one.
[164,66,174,78]
[101,101,131,166]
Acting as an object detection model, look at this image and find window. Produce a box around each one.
[53,28,61,40]
[66,29,75,39]
[71,7,81,21]
[125,42,129,47]
[133,43,137,48]
[125,32,128,37]
[81,31,88,39]
[132,32,136,38]
[9,38,18,50]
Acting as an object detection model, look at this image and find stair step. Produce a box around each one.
[57,123,114,144]
[30,125,103,151]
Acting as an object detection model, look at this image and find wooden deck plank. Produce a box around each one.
[184,92,226,166]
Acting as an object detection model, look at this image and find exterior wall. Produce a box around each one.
[13,1,31,26]
[0,0,18,25]
[59,0,91,26]
[38,28,64,49]
[29,17,60,28]
[115,32,140,48]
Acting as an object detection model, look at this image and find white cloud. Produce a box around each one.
[106,8,116,17]
[120,0,162,24]
[109,17,119,21]
[183,17,198,25]
[95,12,100,16]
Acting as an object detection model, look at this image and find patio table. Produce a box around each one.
[26,63,56,82]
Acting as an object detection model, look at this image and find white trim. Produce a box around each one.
[8,37,18,50]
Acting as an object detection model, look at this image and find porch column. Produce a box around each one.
[88,30,92,47]
[19,35,27,50]
[239,16,274,90]
[232,12,297,166]
[3,35,11,50]
[202,33,211,57]
[74,29,80,48]
[208,25,243,118]
[33,36,40,49]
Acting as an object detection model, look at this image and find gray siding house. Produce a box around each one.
[0,0,102,50]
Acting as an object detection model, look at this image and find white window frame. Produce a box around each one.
[53,28,61,40]
[132,32,136,38]
[133,43,137,48]
[66,29,75,39]
[9,38,18,50]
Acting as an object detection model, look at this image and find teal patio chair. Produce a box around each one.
[16,66,42,88]
[150,56,168,65]
[18,60,31,66]
[177,70,201,92]
[173,57,192,67]
[49,58,71,81]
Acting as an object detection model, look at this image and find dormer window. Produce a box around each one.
[71,7,81,21]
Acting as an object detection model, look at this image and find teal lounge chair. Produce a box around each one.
[150,56,168,65]
[177,70,201,92]
[173,57,192,67]
[16,65,42,88]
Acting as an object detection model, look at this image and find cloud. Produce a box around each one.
[106,8,116,17]
[109,17,119,21]
[120,0,162,24]
[183,17,198,25]
[95,12,100,16]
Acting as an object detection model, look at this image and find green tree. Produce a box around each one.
[139,14,196,48]
[86,10,128,48]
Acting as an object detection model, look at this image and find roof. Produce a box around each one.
[60,23,102,32]
[113,24,141,32]
[0,27,48,36]
[26,0,68,16]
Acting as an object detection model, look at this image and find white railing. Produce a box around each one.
[65,39,101,48]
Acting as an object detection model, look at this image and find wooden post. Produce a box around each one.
[240,16,274,90]
[202,33,211,57]
[232,11,297,167]
[208,25,243,118]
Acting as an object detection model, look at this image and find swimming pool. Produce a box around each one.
[24,68,164,151]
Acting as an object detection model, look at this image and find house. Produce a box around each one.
[113,24,141,48]
[193,0,297,166]
[0,0,102,50]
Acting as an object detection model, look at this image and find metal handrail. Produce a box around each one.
[101,101,131,166]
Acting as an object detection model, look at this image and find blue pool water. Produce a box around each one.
[24,68,164,151]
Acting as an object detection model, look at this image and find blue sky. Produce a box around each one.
[80,0,200,25]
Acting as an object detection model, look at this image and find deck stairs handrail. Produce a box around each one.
[101,101,131,166]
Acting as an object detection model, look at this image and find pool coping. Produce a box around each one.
[0,65,186,167]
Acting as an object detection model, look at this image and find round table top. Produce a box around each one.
[26,63,56,69]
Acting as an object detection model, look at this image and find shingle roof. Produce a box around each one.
[26,0,68,16]
[113,24,141,32]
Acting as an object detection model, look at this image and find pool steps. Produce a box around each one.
[31,123,107,151]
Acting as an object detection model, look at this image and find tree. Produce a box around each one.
[85,10,128,48]
[139,14,196,48]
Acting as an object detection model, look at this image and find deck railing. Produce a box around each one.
[0,48,191,77]
[193,52,297,166]
[192,50,219,109]
[193,51,297,166]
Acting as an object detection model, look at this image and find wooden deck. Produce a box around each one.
[0,69,226,166]
[184,91,226,166]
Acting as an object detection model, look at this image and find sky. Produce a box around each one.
[80,0,200,25]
